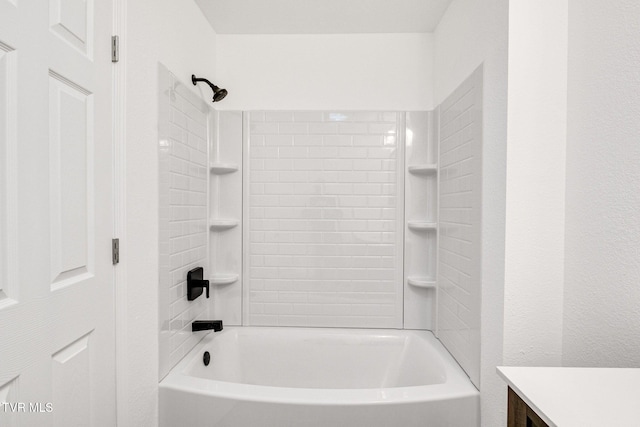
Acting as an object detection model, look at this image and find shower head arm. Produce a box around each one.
[191,74,227,103]
[192,74,219,92]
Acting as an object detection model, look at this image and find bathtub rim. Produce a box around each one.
[160,326,479,406]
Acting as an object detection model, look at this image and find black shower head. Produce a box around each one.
[192,74,228,103]
[213,87,227,103]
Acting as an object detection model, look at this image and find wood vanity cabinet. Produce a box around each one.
[508,387,549,427]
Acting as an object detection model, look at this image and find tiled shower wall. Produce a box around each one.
[158,65,210,378]
[437,67,483,387]
[245,112,404,328]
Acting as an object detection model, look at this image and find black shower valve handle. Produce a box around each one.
[198,279,210,299]
[187,267,210,301]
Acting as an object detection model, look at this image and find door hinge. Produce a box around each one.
[112,238,120,265]
[111,36,119,63]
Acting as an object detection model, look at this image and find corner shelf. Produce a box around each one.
[407,277,436,289]
[209,274,239,286]
[407,221,437,231]
[210,162,239,175]
[209,219,239,231]
[408,164,437,175]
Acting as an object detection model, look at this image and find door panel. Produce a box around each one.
[48,71,93,289]
[52,332,92,427]
[0,0,115,425]
[49,0,93,57]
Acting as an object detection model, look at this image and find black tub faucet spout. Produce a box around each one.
[192,320,223,332]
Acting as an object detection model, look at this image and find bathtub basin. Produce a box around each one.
[160,327,479,427]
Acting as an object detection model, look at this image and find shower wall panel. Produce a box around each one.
[244,111,404,328]
[436,67,483,387]
[159,65,210,378]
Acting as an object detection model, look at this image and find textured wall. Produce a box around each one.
[503,0,567,368]
[245,111,404,328]
[563,0,640,367]
[0,44,9,303]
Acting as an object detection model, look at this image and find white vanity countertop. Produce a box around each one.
[497,366,640,427]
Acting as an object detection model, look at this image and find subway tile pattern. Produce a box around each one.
[246,111,402,328]
[437,68,483,387]
[159,66,209,379]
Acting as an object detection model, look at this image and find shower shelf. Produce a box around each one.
[210,162,239,174]
[209,274,239,286]
[407,221,437,231]
[408,164,438,175]
[209,219,239,231]
[407,277,437,289]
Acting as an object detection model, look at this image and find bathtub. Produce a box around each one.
[159,327,479,427]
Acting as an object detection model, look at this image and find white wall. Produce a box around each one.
[503,0,567,367]
[0,43,9,303]
[123,1,217,426]
[434,0,508,425]
[562,0,640,367]
[216,34,433,111]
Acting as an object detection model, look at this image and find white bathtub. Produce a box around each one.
[160,327,479,427]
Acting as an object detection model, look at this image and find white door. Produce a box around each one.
[0,1,115,426]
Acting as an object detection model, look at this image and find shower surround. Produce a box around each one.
[244,112,405,328]
[158,65,482,392]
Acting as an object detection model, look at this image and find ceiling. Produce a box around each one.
[195,0,453,34]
